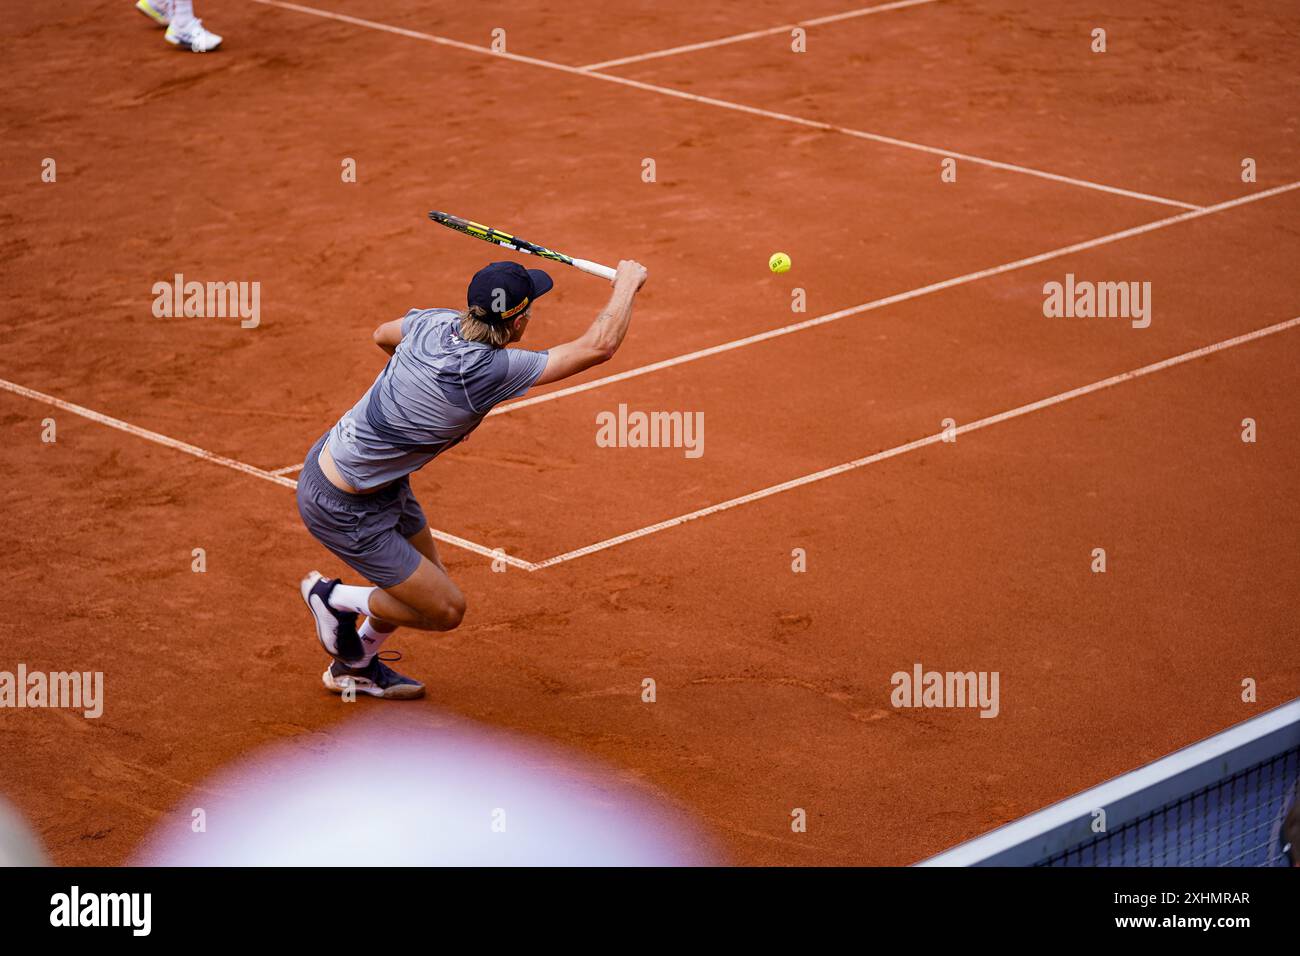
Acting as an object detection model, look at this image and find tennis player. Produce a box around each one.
[298,259,648,698]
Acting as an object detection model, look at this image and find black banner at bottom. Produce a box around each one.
[0,865,1290,942]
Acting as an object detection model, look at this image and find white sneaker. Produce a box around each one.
[165,17,222,52]
[135,0,172,27]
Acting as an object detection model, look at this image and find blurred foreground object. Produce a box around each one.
[0,798,47,866]
[135,713,720,866]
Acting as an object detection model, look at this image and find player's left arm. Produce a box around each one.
[372,319,404,356]
[533,260,647,386]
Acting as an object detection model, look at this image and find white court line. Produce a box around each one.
[247,0,1199,210]
[580,0,943,71]
[492,180,1300,417]
[9,179,1292,572]
[530,314,1300,570]
[0,379,536,571]
[0,379,300,490]
[270,463,304,476]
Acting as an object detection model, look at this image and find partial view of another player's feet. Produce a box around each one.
[300,571,366,665]
[166,17,222,52]
[135,0,172,27]
[323,653,426,700]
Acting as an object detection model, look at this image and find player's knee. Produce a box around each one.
[440,592,466,630]
[420,592,464,631]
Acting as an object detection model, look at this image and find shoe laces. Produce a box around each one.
[333,651,400,677]
[186,18,208,48]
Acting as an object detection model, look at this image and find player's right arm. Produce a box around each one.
[534,260,648,386]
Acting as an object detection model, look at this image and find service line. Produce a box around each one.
[580,0,944,71]
[247,0,1200,210]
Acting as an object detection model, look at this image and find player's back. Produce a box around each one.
[325,308,547,491]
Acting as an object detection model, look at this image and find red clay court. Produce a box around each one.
[1,0,1297,866]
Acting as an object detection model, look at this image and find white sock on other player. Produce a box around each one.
[170,0,194,25]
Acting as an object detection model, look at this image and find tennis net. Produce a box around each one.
[918,698,1300,867]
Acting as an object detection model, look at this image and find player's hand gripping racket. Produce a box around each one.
[428,211,617,281]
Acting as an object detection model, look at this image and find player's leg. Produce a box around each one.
[349,528,439,661]
[375,487,463,630]
[317,554,460,701]
[369,552,467,633]
[322,521,460,672]
[407,524,446,568]
[297,451,460,699]
[164,0,222,52]
[311,552,445,701]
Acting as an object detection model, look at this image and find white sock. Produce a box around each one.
[328,583,375,616]
[171,0,195,26]
[357,618,398,664]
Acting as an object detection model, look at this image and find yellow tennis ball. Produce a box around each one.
[768,252,791,274]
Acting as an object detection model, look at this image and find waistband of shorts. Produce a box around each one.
[302,431,402,505]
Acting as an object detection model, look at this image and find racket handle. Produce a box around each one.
[571,258,617,281]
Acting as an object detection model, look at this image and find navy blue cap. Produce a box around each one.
[467,261,554,324]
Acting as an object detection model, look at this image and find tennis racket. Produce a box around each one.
[428,210,617,282]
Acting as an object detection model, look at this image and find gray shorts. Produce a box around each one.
[296,432,427,588]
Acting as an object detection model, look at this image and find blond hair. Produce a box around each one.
[458,305,514,348]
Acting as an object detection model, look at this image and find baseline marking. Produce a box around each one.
[0,378,299,489]
[530,314,1300,569]
[247,0,1199,210]
[580,0,944,70]
[0,379,535,571]
[491,180,1300,417]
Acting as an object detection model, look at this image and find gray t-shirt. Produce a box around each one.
[326,308,549,490]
